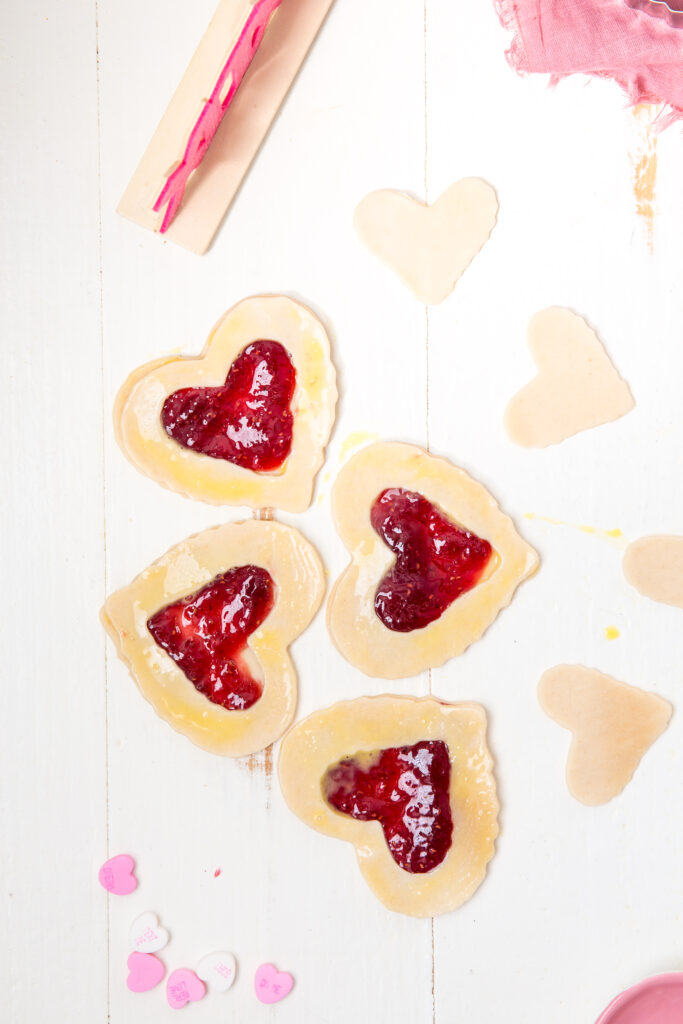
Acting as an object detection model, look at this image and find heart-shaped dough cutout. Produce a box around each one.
[504,307,634,447]
[114,295,337,512]
[623,534,683,609]
[279,696,499,917]
[101,519,325,757]
[129,911,169,954]
[327,442,538,678]
[354,179,498,304]
[538,665,672,805]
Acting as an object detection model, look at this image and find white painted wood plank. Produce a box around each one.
[426,3,683,1021]
[98,1,432,1020]
[7,0,683,1020]
[0,3,108,1022]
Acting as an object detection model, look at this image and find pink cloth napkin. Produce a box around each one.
[495,0,683,122]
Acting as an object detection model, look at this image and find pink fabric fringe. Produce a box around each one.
[494,0,683,125]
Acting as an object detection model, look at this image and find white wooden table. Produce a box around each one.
[3,2,683,1021]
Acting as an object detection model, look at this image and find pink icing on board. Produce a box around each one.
[153,0,284,232]
[596,973,683,1023]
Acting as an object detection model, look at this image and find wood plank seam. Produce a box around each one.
[93,0,112,1018]
[424,4,437,1024]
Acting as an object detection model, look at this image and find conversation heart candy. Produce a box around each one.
[254,963,294,1004]
[127,952,165,993]
[166,968,206,1009]
[196,951,237,992]
[129,911,169,954]
[98,854,137,895]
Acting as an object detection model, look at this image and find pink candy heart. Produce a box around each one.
[254,963,294,1004]
[166,968,206,1009]
[127,952,165,993]
[98,854,137,895]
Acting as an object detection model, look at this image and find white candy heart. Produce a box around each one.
[196,952,237,993]
[129,911,169,954]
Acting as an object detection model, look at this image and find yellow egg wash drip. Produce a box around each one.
[629,105,658,252]
[604,626,620,641]
[523,514,628,549]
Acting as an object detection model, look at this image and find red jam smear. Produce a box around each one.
[370,488,493,632]
[324,740,453,874]
[161,340,296,472]
[146,565,274,711]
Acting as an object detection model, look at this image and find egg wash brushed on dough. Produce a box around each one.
[524,514,628,549]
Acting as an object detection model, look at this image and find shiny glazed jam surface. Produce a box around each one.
[161,340,296,472]
[146,565,274,711]
[371,488,493,632]
[323,740,453,874]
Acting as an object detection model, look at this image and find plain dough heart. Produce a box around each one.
[623,535,683,609]
[353,179,498,304]
[538,665,672,806]
[504,307,635,447]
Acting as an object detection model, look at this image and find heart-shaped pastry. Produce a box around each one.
[98,854,137,895]
[127,952,165,993]
[623,534,683,609]
[538,665,672,805]
[196,951,237,992]
[114,295,337,512]
[129,911,169,954]
[504,307,634,447]
[254,963,294,1004]
[101,519,325,757]
[279,696,499,917]
[326,442,538,678]
[166,968,206,1009]
[354,178,498,304]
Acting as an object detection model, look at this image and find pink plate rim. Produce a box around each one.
[595,973,683,1023]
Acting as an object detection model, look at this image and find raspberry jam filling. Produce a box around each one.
[146,565,274,711]
[323,740,453,874]
[161,340,296,472]
[370,488,493,632]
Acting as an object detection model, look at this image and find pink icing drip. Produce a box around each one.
[154,0,284,233]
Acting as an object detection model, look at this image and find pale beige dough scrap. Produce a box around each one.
[326,442,538,679]
[538,665,672,806]
[623,535,683,609]
[101,519,325,758]
[353,179,499,304]
[114,295,337,513]
[279,695,499,918]
[504,307,635,447]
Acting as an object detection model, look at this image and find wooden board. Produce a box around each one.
[117,0,337,253]
[2,0,683,1021]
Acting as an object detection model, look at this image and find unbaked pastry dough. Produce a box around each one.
[538,665,672,806]
[353,179,498,304]
[101,520,325,757]
[623,535,683,609]
[504,307,634,447]
[278,695,499,917]
[114,295,337,512]
[327,442,538,678]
